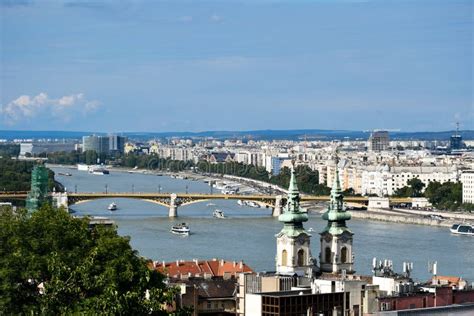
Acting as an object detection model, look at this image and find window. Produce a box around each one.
[297,249,305,266]
[325,247,331,263]
[281,249,287,266]
[341,247,348,263]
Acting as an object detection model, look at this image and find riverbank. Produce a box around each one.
[47,163,472,228]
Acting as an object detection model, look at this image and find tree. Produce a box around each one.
[0,205,180,315]
[407,178,425,197]
[393,178,425,198]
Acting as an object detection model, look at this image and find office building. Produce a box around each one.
[368,131,390,152]
[82,135,110,154]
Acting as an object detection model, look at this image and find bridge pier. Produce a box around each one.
[368,197,390,210]
[169,193,178,217]
[52,191,69,210]
[272,195,283,217]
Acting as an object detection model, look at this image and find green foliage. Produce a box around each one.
[197,161,329,195]
[0,144,20,158]
[424,181,463,211]
[393,178,425,198]
[0,159,56,192]
[0,204,179,315]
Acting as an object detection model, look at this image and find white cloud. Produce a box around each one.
[1,92,101,125]
[210,14,223,22]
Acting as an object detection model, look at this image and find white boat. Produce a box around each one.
[108,202,117,211]
[207,203,216,207]
[89,167,110,175]
[450,224,473,236]
[308,227,314,233]
[171,223,190,235]
[213,209,226,219]
[237,200,260,208]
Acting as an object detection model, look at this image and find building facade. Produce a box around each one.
[368,131,390,152]
[461,170,474,204]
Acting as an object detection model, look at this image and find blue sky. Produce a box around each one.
[0,0,472,132]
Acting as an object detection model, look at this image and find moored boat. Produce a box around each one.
[89,167,110,175]
[108,202,117,211]
[171,223,190,235]
[450,223,473,236]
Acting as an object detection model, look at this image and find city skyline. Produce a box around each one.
[1,0,472,132]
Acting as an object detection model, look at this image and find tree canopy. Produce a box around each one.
[0,159,57,192]
[393,178,425,198]
[0,204,179,315]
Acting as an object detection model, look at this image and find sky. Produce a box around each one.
[0,0,472,133]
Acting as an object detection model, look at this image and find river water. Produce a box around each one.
[52,166,474,282]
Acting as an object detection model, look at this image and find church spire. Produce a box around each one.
[278,162,308,230]
[322,153,351,235]
[275,161,314,276]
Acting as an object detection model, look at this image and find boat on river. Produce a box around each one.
[213,209,226,219]
[171,223,190,235]
[450,223,474,236]
[108,202,117,211]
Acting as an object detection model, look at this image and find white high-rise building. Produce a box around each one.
[461,170,474,204]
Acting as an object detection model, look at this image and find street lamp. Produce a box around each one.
[105,184,108,194]
[185,185,188,194]
[158,185,162,194]
[74,184,77,193]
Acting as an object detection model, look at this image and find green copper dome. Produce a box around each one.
[277,164,309,237]
[321,166,352,235]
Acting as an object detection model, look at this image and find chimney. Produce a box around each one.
[176,260,179,266]
[239,261,243,269]
[233,261,236,268]
[162,261,165,267]
[220,259,224,266]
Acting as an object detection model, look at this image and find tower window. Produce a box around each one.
[341,246,348,263]
[281,250,287,266]
[297,249,305,266]
[325,247,331,263]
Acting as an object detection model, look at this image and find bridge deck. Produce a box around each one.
[0,192,411,204]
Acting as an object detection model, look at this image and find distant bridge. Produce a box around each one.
[0,191,412,217]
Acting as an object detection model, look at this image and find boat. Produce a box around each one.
[58,172,72,176]
[450,224,474,236]
[308,227,314,233]
[213,209,226,219]
[207,202,216,207]
[171,223,190,235]
[237,200,260,208]
[108,202,117,211]
[89,167,110,175]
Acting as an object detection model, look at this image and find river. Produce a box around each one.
[51,166,474,282]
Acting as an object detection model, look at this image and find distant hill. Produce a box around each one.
[1,129,473,141]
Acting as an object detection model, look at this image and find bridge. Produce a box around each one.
[0,191,412,217]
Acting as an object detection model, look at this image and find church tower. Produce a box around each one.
[275,165,315,276]
[320,166,354,274]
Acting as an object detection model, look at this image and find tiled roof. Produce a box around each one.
[154,258,253,278]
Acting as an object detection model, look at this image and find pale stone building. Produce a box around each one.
[461,170,474,203]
